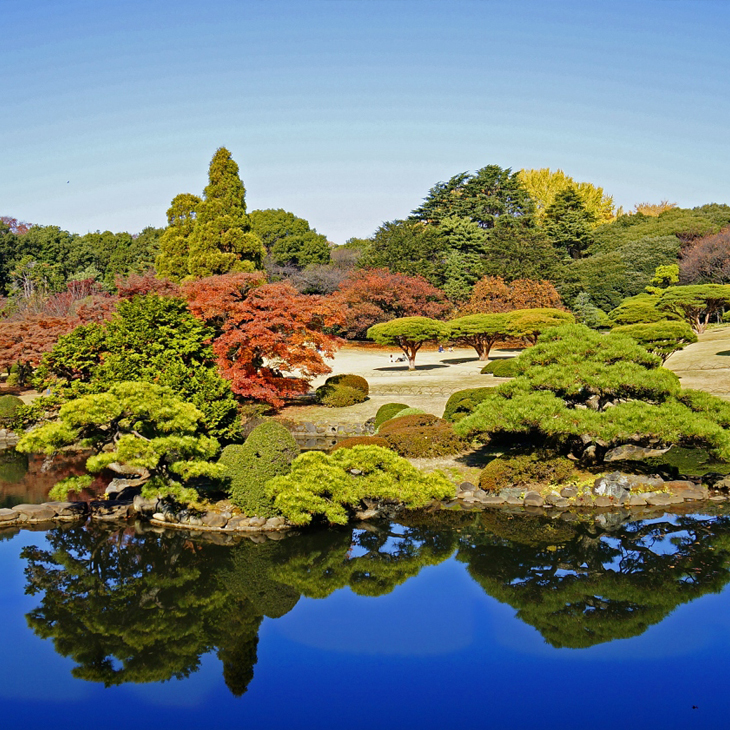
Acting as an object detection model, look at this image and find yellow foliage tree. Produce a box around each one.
[518,168,616,227]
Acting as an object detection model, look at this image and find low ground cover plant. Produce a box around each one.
[378,413,466,457]
[478,453,579,492]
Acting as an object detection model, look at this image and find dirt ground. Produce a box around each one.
[280,344,518,424]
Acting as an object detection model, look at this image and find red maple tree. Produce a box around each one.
[331,268,452,339]
[115,270,181,299]
[183,273,343,407]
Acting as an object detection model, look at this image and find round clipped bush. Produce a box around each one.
[315,383,367,408]
[323,374,369,397]
[480,358,519,377]
[479,453,577,493]
[378,413,466,457]
[331,436,390,452]
[443,387,495,423]
[373,402,410,429]
[219,420,300,517]
[0,394,24,421]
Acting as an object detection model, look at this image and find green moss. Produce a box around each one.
[0,395,24,420]
[373,402,410,429]
[315,383,367,407]
[219,421,299,517]
[480,359,519,377]
[443,387,495,423]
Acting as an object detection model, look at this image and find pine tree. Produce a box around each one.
[543,186,595,259]
[186,148,266,278]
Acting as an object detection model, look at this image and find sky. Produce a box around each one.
[2,0,730,243]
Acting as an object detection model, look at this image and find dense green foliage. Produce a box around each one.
[378,413,466,457]
[607,293,670,325]
[249,209,330,267]
[448,313,510,360]
[443,387,496,423]
[266,445,455,525]
[16,381,222,501]
[155,193,202,282]
[612,320,697,362]
[36,294,240,440]
[218,421,299,517]
[480,358,520,377]
[456,324,730,461]
[478,453,578,492]
[373,402,410,429]
[507,308,575,343]
[543,187,596,259]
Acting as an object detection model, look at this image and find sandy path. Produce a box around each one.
[665,325,730,399]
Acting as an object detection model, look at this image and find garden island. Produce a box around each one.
[4,150,730,705]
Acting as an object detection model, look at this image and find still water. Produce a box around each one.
[1,509,730,729]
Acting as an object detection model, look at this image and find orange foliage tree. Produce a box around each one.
[0,280,117,383]
[332,268,452,339]
[183,273,343,407]
[462,276,563,314]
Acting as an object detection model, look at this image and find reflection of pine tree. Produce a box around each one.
[458,512,730,648]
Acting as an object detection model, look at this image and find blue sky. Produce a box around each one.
[2,0,729,243]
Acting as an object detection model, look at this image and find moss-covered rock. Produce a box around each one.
[0,394,24,421]
[219,421,299,517]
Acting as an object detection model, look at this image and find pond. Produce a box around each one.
[2,509,730,729]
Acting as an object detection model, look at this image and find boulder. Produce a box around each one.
[628,495,648,507]
[604,444,670,462]
[90,500,131,520]
[12,504,56,522]
[201,512,228,528]
[44,501,88,518]
[480,495,505,505]
[523,491,544,507]
[265,516,286,528]
[592,474,629,501]
[664,480,698,493]
[560,486,578,499]
[248,516,267,528]
[0,508,18,522]
[645,493,671,506]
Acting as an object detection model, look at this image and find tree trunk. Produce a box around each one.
[408,356,416,370]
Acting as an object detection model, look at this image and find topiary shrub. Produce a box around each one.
[331,436,390,452]
[443,388,495,423]
[266,445,455,525]
[323,374,369,396]
[481,358,519,377]
[373,402,410,429]
[378,413,466,457]
[479,453,578,493]
[0,394,24,421]
[375,407,426,431]
[219,420,299,517]
[315,383,367,407]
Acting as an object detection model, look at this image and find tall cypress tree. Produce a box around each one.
[187,147,266,278]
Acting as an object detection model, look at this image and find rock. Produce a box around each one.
[666,494,685,505]
[645,493,672,506]
[628,495,648,507]
[681,489,706,501]
[456,490,474,499]
[90,500,131,520]
[523,491,544,507]
[0,508,17,522]
[499,487,524,501]
[627,475,664,490]
[152,512,166,521]
[604,444,670,461]
[459,482,476,492]
[592,475,629,501]
[106,462,149,478]
[504,497,524,506]
[266,516,286,528]
[45,501,87,518]
[547,497,570,508]
[712,476,730,491]
[664,480,698,493]
[560,487,578,499]
[133,495,158,514]
[248,516,267,528]
[226,516,250,529]
[201,512,228,528]
[594,496,615,508]
[480,495,505,505]
[355,509,378,520]
[710,495,727,502]
[12,504,56,521]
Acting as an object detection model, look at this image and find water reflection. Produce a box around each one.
[20,509,730,695]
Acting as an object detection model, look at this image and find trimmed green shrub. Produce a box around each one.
[0,394,24,420]
[331,436,390,452]
[373,402,410,429]
[315,383,367,407]
[481,359,520,378]
[443,388,495,423]
[219,420,299,517]
[479,453,577,492]
[266,445,455,525]
[323,374,369,396]
[611,320,697,362]
[378,413,466,457]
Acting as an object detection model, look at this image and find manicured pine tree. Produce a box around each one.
[187,147,266,278]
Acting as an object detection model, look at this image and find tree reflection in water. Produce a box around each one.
[20,509,730,694]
